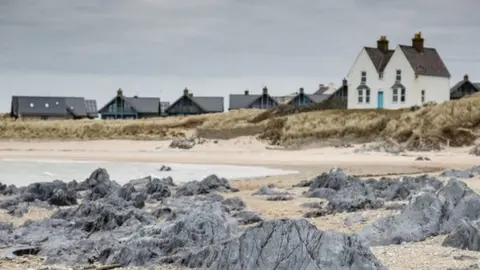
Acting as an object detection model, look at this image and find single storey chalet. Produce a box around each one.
[229,86,279,110]
[164,88,224,115]
[98,89,162,120]
[287,88,329,106]
[450,74,480,100]
[10,96,98,120]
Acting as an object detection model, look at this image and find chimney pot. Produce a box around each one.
[412,32,424,53]
[188,93,193,98]
[244,90,249,95]
[342,78,347,86]
[183,88,189,96]
[377,35,389,52]
[117,88,123,96]
[464,74,469,81]
[299,87,304,94]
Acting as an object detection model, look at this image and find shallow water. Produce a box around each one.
[0,158,297,186]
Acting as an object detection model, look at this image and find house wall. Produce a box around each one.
[249,95,277,109]
[100,96,138,119]
[347,48,382,109]
[167,96,204,115]
[413,75,450,106]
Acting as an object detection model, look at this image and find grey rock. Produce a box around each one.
[443,219,480,251]
[453,255,478,261]
[176,175,238,197]
[252,186,291,196]
[221,197,246,211]
[384,203,406,211]
[266,195,294,201]
[441,169,474,179]
[292,180,312,188]
[358,179,480,246]
[303,209,330,218]
[169,137,196,150]
[300,202,324,209]
[344,214,367,227]
[232,211,263,225]
[159,165,172,171]
[178,219,386,270]
[305,188,337,199]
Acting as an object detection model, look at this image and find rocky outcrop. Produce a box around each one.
[443,219,480,251]
[358,179,480,246]
[178,219,386,270]
[176,174,239,196]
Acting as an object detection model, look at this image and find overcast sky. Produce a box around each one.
[1,0,479,111]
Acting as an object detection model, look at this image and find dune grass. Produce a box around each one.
[2,95,480,149]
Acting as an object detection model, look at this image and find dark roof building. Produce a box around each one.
[164,88,224,115]
[10,96,97,120]
[229,86,279,110]
[98,88,161,119]
[287,88,330,106]
[450,74,480,100]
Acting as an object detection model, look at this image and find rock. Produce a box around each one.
[469,145,480,156]
[158,165,172,171]
[453,255,478,261]
[303,209,330,218]
[0,183,18,196]
[344,214,367,227]
[384,203,406,211]
[441,169,474,179]
[221,197,246,211]
[232,211,263,225]
[443,219,480,251]
[252,186,291,196]
[326,180,384,213]
[145,178,171,198]
[176,175,238,196]
[300,202,324,209]
[415,156,431,161]
[305,188,337,199]
[358,179,480,246]
[292,180,312,188]
[177,219,386,270]
[266,195,294,201]
[169,137,196,149]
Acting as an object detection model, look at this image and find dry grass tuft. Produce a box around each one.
[2,95,480,149]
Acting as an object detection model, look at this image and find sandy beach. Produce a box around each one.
[1,137,480,270]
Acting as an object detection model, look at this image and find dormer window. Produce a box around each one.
[361,71,367,84]
[45,103,49,108]
[396,69,402,82]
[29,103,34,108]
[55,101,59,105]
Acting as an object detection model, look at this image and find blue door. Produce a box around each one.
[377,91,384,109]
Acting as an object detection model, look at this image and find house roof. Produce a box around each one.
[450,78,480,94]
[124,97,160,114]
[13,96,67,116]
[364,47,394,73]
[85,99,98,117]
[229,94,279,109]
[307,94,330,103]
[399,45,450,78]
[191,96,224,112]
[65,97,87,117]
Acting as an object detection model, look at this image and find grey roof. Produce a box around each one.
[85,100,98,117]
[364,47,394,73]
[229,94,279,109]
[66,97,87,117]
[124,97,160,114]
[12,96,69,117]
[399,45,450,78]
[475,83,480,89]
[307,94,330,103]
[191,96,224,112]
[356,84,370,90]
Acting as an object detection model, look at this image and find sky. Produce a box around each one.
[1,0,480,112]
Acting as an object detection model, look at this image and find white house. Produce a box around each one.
[346,32,451,109]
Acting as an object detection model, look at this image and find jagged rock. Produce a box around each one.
[300,201,324,209]
[305,188,337,199]
[221,197,246,211]
[145,178,171,198]
[177,219,386,270]
[252,186,291,196]
[344,214,366,227]
[443,219,480,251]
[78,168,121,201]
[0,183,18,196]
[292,180,312,188]
[232,211,263,225]
[22,180,77,206]
[326,180,384,213]
[441,169,474,179]
[415,156,431,161]
[358,179,480,246]
[169,137,196,149]
[159,165,172,171]
[176,175,238,196]
[266,195,294,201]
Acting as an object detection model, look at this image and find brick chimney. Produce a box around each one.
[377,36,389,52]
[183,87,188,96]
[464,74,469,81]
[412,32,424,53]
[342,78,347,86]
[117,88,123,96]
[262,86,268,95]
[299,87,304,94]
[244,89,249,95]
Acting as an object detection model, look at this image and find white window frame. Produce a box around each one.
[400,88,406,102]
[396,69,402,82]
[392,88,398,103]
[361,71,367,84]
[357,89,364,103]
[421,90,425,103]
[365,89,371,103]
